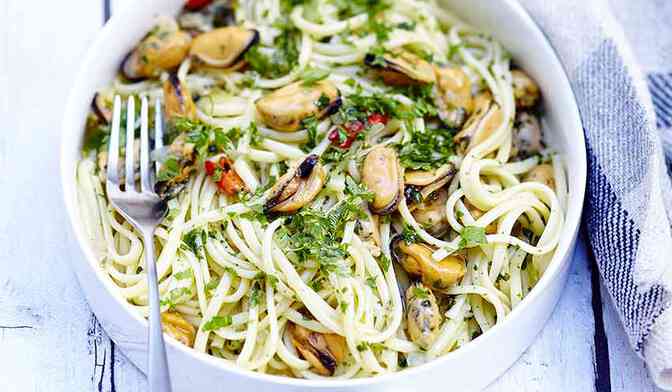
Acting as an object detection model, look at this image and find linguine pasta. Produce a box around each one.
[77,0,566,378]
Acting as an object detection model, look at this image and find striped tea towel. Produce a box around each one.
[519,0,672,389]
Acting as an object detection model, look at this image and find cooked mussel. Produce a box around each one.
[453,93,503,154]
[364,50,435,86]
[405,163,455,201]
[121,18,191,81]
[91,93,112,124]
[155,134,197,198]
[405,282,442,350]
[434,66,473,128]
[161,311,196,347]
[392,238,465,289]
[412,188,450,237]
[511,69,540,109]
[264,154,326,213]
[523,163,555,190]
[361,146,403,215]
[512,112,543,159]
[289,322,346,376]
[190,27,259,68]
[163,73,197,120]
[256,81,341,132]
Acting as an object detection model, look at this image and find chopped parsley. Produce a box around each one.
[205,277,220,293]
[274,178,371,275]
[397,21,416,30]
[412,286,429,299]
[173,269,193,280]
[183,228,206,253]
[378,254,391,272]
[333,0,390,18]
[156,156,181,182]
[160,287,192,309]
[301,67,330,86]
[202,315,233,331]
[366,46,389,68]
[397,124,454,171]
[400,224,419,244]
[249,283,263,307]
[459,226,487,249]
[244,21,299,78]
[174,117,237,160]
[315,93,331,110]
[301,116,319,151]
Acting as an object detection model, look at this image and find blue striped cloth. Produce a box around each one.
[520,0,672,389]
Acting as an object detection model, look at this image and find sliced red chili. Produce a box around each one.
[185,0,212,11]
[345,120,364,133]
[367,113,388,125]
[328,128,352,148]
[204,160,217,176]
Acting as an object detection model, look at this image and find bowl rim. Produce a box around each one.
[60,0,586,387]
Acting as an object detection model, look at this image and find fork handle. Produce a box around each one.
[143,230,173,392]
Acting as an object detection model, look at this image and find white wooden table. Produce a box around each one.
[0,0,662,390]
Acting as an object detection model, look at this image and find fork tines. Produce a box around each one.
[107,95,163,195]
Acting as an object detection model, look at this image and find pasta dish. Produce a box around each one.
[76,0,566,379]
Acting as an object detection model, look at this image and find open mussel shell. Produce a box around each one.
[163,73,197,120]
[512,112,543,159]
[405,282,442,350]
[120,21,191,81]
[264,154,326,213]
[453,93,504,154]
[434,66,473,128]
[391,236,466,290]
[361,146,403,215]
[256,81,341,132]
[411,188,450,237]
[288,322,346,376]
[364,50,435,86]
[511,69,541,109]
[91,93,112,124]
[189,27,259,68]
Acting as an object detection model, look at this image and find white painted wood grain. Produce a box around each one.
[0,1,118,391]
[484,239,597,392]
[0,0,652,391]
[602,285,664,392]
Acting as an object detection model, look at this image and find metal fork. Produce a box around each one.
[107,95,172,392]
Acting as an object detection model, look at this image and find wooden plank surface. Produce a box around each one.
[0,0,658,391]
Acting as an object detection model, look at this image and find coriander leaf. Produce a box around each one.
[202,315,232,331]
[459,226,487,249]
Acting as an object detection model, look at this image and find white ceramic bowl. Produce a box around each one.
[61,1,586,390]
